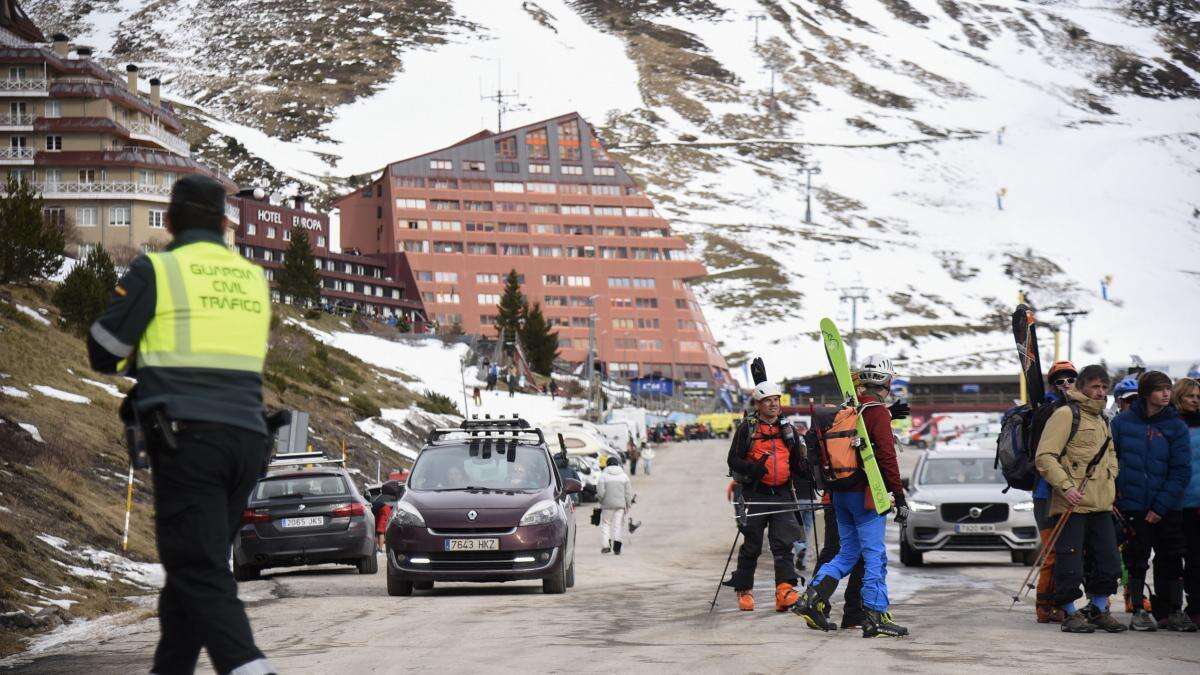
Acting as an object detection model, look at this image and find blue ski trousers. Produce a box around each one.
[813,491,889,612]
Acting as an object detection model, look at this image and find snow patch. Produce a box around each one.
[31,386,91,404]
[18,423,43,443]
[15,304,51,326]
[1,385,30,398]
[78,378,124,399]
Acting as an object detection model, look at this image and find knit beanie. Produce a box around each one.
[1138,370,1172,400]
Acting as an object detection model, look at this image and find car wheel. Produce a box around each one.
[1014,549,1038,566]
[387,569,413,597]
[413,581,434,591]
[899,536,923,567]
[565,558,576,589]
[915,440,927,449]
[233,562,260,582]
[357,554,378,575]
[542,556,568,594]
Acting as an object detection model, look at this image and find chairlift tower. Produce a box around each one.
[839,286,869,367]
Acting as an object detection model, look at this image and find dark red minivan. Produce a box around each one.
[385,417,581,595]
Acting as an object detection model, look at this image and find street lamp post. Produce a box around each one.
[1054,309,1089,360]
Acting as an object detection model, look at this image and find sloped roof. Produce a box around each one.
[0,0,45,43]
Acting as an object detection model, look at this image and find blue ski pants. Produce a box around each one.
[813,491,889,612]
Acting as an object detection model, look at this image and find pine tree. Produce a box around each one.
[519,301,560,375]
[495,268,525,344]
[53,245,118,336]
[277,229,322,307]
[0,177,65,284]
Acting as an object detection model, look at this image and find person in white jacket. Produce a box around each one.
[596,456,634,554]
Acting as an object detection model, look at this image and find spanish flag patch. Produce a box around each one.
[115,285,127,297]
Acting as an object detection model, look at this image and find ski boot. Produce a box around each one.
[775,583,799,612]
[861,609,908,638]
[791,576,837,631]
[613,541,623,555]
[736,590,755,612]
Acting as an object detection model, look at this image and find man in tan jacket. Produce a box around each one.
[1035,365,1124,634]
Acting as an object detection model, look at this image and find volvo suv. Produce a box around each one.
[384,417,581,596]
[899,447,1039,566]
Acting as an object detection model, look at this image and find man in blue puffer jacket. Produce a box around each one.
[1112,371,1195,632]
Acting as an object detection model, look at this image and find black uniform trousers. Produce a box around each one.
[815,502,864,619]
[149,425,270,675]
[728,485,801,590]
[1050,511,1121,606]
[1119,509,1186,611]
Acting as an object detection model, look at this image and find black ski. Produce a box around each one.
[1012,303,1046,405]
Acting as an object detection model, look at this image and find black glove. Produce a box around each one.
[888,400,910,420]
[894,504,910,525]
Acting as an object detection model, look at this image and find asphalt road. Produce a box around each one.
[8,438,1200,673]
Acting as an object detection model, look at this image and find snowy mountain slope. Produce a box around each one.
[29,0,1200,379]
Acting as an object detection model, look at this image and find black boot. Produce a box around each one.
[613,541,622,555]
[862,609,909,638]
[791,576,838,631]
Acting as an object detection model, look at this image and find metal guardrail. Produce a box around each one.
[33,180,172,199]
[127,121,190,155]
[0,113,32,125]
[0,78,48,92]
[0,147,34,160]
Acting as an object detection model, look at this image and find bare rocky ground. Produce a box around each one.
[5,438,1199,673]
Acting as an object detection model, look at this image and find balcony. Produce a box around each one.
[0,78,49,96]
[0,147,34,164]
[0,112,33,129]
[127,120,190,156]
[34,180,172,203]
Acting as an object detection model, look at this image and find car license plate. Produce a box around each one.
[956,523,996,533]
[281,516,324,528]
[444,538,499,551]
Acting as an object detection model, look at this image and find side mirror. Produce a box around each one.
[563,478,583,495]
[901,477,910,490]
[380,480,404,498]
[589,452,599,458]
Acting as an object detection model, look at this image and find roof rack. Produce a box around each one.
[267,451,345,472]
[426,414,545,447]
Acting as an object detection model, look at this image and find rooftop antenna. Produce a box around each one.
[480,59,526,132]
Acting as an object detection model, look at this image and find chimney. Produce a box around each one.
[293,195,306,212]
[75,46,93,61]
[126,64,139,92]
[149,77,161,107]
[51,34,70,59]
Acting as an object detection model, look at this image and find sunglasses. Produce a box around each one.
[1053,377,1076,386]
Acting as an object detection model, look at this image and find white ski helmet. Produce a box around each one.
[751,381,783,401]
[858,354,895,388]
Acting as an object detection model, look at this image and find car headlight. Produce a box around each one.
[1013,501,1034,512]
[909,500,937,513]
[392,501,425,527]
[519,499,562,526]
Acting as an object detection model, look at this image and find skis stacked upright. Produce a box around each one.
[819,318,891,515]
[1012,304,1046,406]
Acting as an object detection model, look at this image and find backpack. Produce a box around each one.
[995,399,1080,492]
[819,401,883,487]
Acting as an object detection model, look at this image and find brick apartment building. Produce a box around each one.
[232,190,425,322]
[0,8,239,256]
[335,112,730,389]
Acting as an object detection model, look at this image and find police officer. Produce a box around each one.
[87,174,275,675]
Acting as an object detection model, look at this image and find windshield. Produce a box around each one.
[409,444,552,491]
[918,458,1004,486]
[255,474,348,499]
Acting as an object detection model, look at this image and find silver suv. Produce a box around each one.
[899,447,1039,566]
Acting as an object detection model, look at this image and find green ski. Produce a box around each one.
[819,317,892,515]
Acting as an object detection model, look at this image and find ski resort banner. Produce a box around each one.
[630,376,674,398]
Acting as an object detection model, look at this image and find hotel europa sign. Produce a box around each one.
[255,208,325,232]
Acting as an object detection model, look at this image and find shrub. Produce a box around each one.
[418,390,461,416]
[0,177,65,284]
[349,392,380,419]
[52,246,118,336]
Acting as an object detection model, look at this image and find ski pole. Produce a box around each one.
[1010,499,1075,608]
[710,528,741,613]
[121,462,135,552]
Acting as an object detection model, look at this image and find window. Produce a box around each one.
[76,205,97,225]
[244,223,257,236]
[462,160,486,172]
[543,295,568,307]
[561,204,590,215]
[415,271,434,282]
[666,249,691,261]
[500,243,529,256]
[677,319,702,330]
[636,318,660,329]
[283,229,291,241]
[476,273,501,284]
[396,176,425,188]
[635,297,658,309]
[608,277,631,288]
[477,293,501,305]
[430,220,461,231]
[532,245,562,257]
[496,201,526,212]
[464,200,493,211]
[429,199,458,211]
[77,243,95,259]
[675,299,688,309]
[162,172,176,187]
[495,136,518,159]
[632,248,662,260]
[43,168,61,186]
[566,296,591,307]
[526,182,555,194]
[564,224,592,235]
[594,206,622,216]
[599,246,627,259]
[558,184,587,196]
[494,181,524,193]
[403,240,429,253]
[7,67,26,79]
[461,179,491,190]
[534,223,560,234]
[435,293,460,304]
[529,163,550,174]
[638,339,663,351]
[496,160,519,173]
[633,277,656,289]
[433,241,463,254]
[591,184,621,196]
[317,235,326,247]
[433,272,458,283]
[43,206,66,227]
[467,242,496,255]
[480,315,498,326]
[431,178,457,190]
[558,119,581,160]
[526,127,549,159]
[465,221,494,232]
[566,245,595,258]
[561,165,583,175]
[614,338,637,349]
[44,101,62,118]
[626,206,655,217]
[376,206,383,219]
[429,159,453,170]
[403,219,428,230]
[611,297,632,308]
[679,341,703,353]
[530,201,557,213]
[362,186,373,197]
[45,135,62,151]
[78,169,96,184]
[149,210,165,229]
[138,169,153,185]
[109,205,131,227]
[421,292,435,302]
[543,274,564,286]
[594,166,616,176]
[497,222,528,233]
[612,318,635,329]
[396,198,426,209]
[266,226,276,238]
[548,316,569,327]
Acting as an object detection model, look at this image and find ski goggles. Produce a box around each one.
[1053,377,1076,386]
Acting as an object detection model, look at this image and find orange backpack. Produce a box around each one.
[819,402,883,486]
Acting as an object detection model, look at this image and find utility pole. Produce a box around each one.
[585,296,598,420]
[1055,309,1089,361]
[748,13,766,46]
[479,60,525,131]
[802,163,822,224]
[840,286,869,367]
